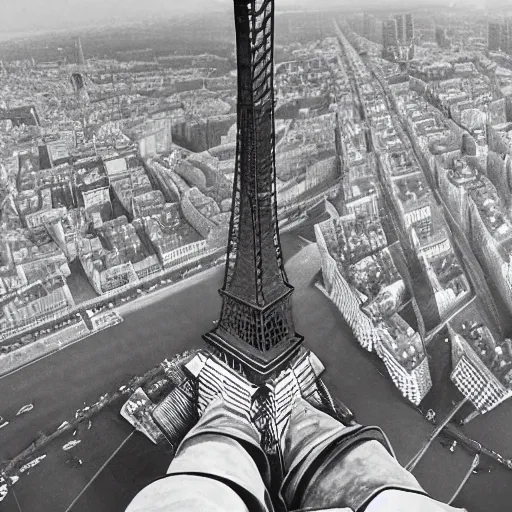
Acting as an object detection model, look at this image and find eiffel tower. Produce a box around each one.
[203,0,303,383]
[70,37,88,98]
[74,37,86,68]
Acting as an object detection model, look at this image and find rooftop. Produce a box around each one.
[139,204,202,257]
[322,214,388,267]
[379,314,425,371]
[469,179,512,241]
[345,177,378,201]
[453,319,512,389]
[429,252,469,298]
[447,159,481,187]
[347,247,402,302]
[98,217,150,266]
[393,173,430,208]
[387,151,416,176]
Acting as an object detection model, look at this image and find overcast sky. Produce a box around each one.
[0,0,490,35]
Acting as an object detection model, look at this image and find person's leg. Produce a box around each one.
[126,474,251,512]
[126,397,273,512]
[281,396,466,512]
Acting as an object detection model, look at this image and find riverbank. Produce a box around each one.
[0,256,224,378]
[0,319,92,378]
[117,266,220,316]
[0,248,225,345]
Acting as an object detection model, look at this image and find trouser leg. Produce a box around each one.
[126,474,251,512]
[127,397,273,512]
[280,396,467,512]
[127,377,467,512]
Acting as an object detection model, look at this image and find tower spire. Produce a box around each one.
[75,36,86,68]
[203,0,303,382]
[71,36,89,138]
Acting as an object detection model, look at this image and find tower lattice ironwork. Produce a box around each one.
[203,0,303,382]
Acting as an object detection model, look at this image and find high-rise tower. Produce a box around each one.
[404,13,414,44]
[395,14,405,44]
[382,19,398,61]
[203,0,303,383]
[500,18,512,54]
[488,22,501,52]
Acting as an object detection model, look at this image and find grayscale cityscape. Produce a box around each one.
[0,1,511,511]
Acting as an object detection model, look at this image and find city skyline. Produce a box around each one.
[0,0,494,36]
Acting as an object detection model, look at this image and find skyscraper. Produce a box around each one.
[203,0,303,383]
[363,13,372,40]
[435,27,449,49]
[499,18,512,54]
[395,14,405,43]
[394,14,413,44]
[362,12,381,44]
[488,22,501,52]
[405,13,414,43]
[382,19,398,61]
